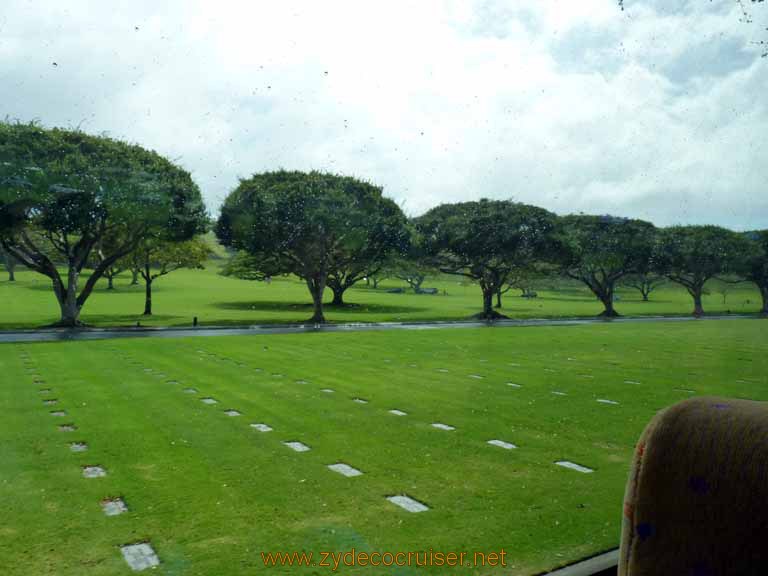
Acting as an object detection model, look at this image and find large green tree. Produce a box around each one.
[0,123,208,326]
[654,225,752,316]
[130,237,212,316]
[741,230,768,315]
[559,215,657,317]
[215,170,409,323]
[414,199,558,319]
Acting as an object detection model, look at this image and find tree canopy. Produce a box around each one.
[216,170,409,323]
[654,225,752,315]
[131,237,212,316]
[559,215,657,317]
[740,230,768,314]
[414,199,558,319]
[0,122,208,326]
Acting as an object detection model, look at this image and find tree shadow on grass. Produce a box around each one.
[211,300,429,315]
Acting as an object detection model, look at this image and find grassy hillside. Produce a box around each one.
[2,320,766,575]
[0,262,762,329]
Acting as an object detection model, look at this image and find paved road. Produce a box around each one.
[0,314,760,343]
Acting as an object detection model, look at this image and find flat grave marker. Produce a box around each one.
[224,409,241,417]
[555,461,594,474]
[327,463,363,477]
[487,439,517,450]
[386,495,429,513]
[597,399,619,405]
[82,465,106,478]
[70,442,88,452]
[200,397,218,405]
[121,543,160,571]
[283,441,311,452]
[101,498,128,516]
[389,409,407,416]
[432,423,455,431]
[250,423,273,432]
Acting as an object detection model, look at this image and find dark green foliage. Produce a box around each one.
[414,199,558,319]
[740,230,768,314]
[216,170,409,322]
[558,215,657,317]
[654,225,753,316]
[0,122,208,325]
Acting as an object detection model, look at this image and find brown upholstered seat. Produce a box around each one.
[619,397,768,575]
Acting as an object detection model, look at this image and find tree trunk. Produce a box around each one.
[306,274,327,323]
[641,285,649,301]
[107,275,114,290]
[131,268,139,285]
[597,285,620,317]
[495,289,502,308]
[143,278,153,315]
[331,285,345,306]
[759,285,767,315]
[3,253,14,281]
[372,277,379,289]
[692,288,704,316]
[483,288,494,317]
[55,266,82,327]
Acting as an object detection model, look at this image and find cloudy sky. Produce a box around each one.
[1,0,766,228]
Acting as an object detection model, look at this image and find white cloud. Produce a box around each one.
[0,0,765,228]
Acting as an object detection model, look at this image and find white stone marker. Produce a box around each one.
[432,423,455,431]
[487,439,517,450]
[551,391,567,396]
[624,380,641,385]
[224,409,241,416]
[43,399,58,405]
[597,399,619,405]
[83,466,106,478]
[468,374,484,380]
[327,463,363,477]
[389,409,407,416]
[121,543,160,571]
[386,495,429,513]
[102,498,128,516]
[50,410,67,417]
[295,380,308,384]
[70,442,88,452]
[183,387,197,394]
[250,423,273,432]
[320,388,335,393]
[555,461,594,473]
[283,441,310,452]
[353,398,368,404]
[506,382,522,388]
[200,397,218,405]
[437,369,449,373]
[59,424,76,432]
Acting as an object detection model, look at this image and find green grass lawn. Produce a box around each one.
[0,264,763,329]
[1,319,766,574]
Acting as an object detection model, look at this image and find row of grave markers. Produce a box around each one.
[19,347,160,572]
[188,347,600,479]
[21,342,674,572]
